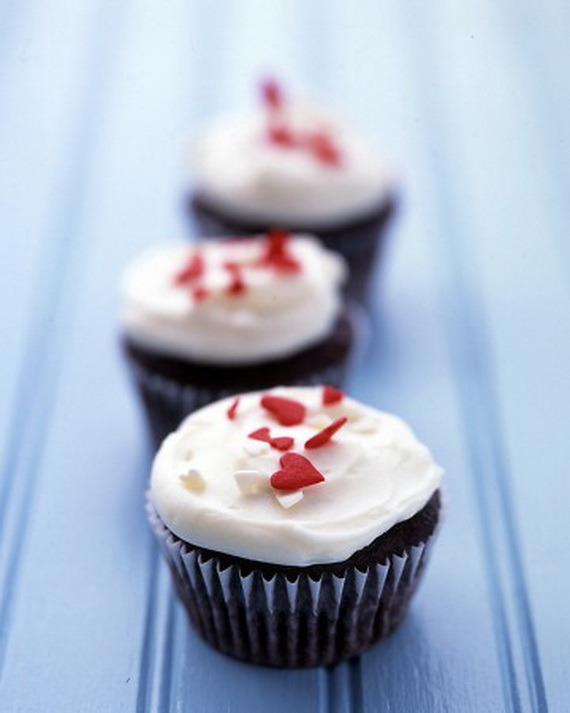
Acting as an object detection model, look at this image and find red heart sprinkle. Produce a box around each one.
[323,385,344,405]
[265,230,289,254]
[268,124,297,147]
[305,417,348,449]
[261,395,306,426]
[260,78,283,111]
[270,453,325,491]
[270,436,294,451]
[305,131,342,167]
[224,263,247,296]
[227,397,239,420]
[175,252,204,284]
[272,254,301,273]
[257,230,302,274]
[192,286,209,302]
[249,427,271,443]
[223,260,240,271]
[248,428,294,451]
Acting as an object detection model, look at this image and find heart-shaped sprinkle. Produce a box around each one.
[323,385,344,405]
[192,286,209,302]
[270,436,294,451]
[305,131,342,166]
[249,427,271,442]
[227,397,240,420]
[268,124,297,147]
[261,77,283,111]
[248,427,294,451]
[261,395,306,426]
[224,262,247,296]
[305,417,348,449]
[271,453,325,490]
[175,252,204,284]
[257,231,301,274]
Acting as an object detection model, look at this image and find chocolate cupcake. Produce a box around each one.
[120,234,353,447]
[147,385,443,667]
[188,80,397,303]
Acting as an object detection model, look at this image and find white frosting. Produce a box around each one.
[192,99,395,227]
[120,236,345,365]
[150,386,443,566]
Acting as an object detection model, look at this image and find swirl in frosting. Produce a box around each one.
[150,386,443,566]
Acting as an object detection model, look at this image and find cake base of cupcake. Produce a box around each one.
[188,193,397,304]
[148,490,441,668]
[123,312,354,447]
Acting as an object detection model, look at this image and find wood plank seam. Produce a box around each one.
[0,0,134,681]
[493,0,570,294]
[394,5,549,711]
[136,550,177,713]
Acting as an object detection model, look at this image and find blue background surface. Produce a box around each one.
[0,1,568,711]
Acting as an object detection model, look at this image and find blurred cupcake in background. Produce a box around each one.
[120,232,353,447]
[188,79,398,303]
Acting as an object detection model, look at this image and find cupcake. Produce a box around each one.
[188,79,397,303]
[147,385,443,667]
[120,233,352,447]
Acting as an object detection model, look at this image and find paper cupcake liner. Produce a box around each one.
[128,359,348,449]
[189,194,396,304]
[147,502,436,668]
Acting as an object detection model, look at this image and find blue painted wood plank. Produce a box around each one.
[325,3,511,711]
[2,0,569,711]
[0,0,110,491]
[0,1,322,711]
[387,2,570,712]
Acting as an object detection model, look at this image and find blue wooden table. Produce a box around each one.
[1,1,568,711]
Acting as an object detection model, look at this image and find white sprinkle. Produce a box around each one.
[307,414,333,430]
[275,490,304,509]
[242,439,270,457]
[351,416,377,434]
[179,468,205,492]
[234,469,269,495]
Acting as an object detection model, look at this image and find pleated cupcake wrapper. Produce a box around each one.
[147,502,436,668]
[128,359,348,449]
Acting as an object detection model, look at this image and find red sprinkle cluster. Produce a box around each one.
[227,389,350,492]
[260,78,342,168]
[173,232,304,303]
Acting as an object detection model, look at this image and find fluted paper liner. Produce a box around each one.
[147,502,436,668]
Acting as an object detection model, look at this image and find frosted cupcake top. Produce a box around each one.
[150,386,443,566]
[191,80,395,228]
[120,233,345,366]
